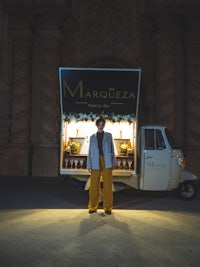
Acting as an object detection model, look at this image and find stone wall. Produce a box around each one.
[0,0,200,177]
[184,18,200,175]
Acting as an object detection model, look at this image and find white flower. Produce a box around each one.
[113,115,119,121]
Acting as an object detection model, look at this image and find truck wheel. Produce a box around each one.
[178,181,197,200]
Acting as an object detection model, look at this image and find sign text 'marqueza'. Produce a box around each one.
[63,80,135,99]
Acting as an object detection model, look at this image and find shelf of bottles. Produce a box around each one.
[115,156,134,170]
[63,154,134,170]
[64,153,87,169]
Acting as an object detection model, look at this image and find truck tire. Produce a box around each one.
[178,181,198,200]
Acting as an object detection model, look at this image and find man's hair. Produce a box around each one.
[95,117,106,126]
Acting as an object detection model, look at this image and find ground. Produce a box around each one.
[0,176,200,267]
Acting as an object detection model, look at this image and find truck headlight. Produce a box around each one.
[178,157,186,167]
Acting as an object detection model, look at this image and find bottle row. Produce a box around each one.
[64,157,87,169]
[116,158,134,170]
[63,156,134,170]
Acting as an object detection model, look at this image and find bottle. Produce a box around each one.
[131,158,134,170]
[77,159,81,169]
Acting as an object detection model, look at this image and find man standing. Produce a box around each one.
[87,118,116,215]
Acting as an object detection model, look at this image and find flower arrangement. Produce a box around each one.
[65,139,82,154]
[119,141,132,156]
[63,112,135,123]
[69,141,82,154]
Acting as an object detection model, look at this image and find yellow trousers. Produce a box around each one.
[88,156,113,211]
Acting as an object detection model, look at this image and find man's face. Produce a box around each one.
[97,122,105,133]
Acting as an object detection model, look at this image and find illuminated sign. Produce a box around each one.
[59,68,141,117]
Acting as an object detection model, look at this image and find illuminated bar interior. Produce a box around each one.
[61,120,136,172]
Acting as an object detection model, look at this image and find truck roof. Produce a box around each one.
[141,124,167,129]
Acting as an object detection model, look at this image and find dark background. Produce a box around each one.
[0,0,200,178]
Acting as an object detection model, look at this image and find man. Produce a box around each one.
[87,117,116,215]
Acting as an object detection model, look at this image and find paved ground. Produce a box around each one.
[0,176,200,267]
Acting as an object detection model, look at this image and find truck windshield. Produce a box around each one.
[165,128,179,149]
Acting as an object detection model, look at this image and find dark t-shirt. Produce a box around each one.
[97,132,104,156]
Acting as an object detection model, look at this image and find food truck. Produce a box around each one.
[59,67,198,200]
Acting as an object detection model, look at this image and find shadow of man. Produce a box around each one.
[79,211,132,237]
